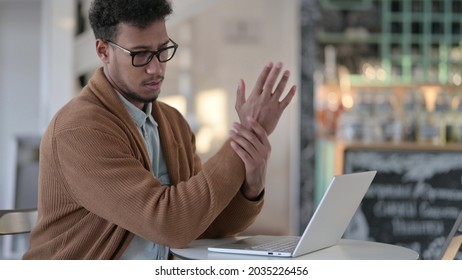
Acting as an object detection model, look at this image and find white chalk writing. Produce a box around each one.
[392,219,444,236]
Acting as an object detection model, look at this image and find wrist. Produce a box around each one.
[241,183,264,201]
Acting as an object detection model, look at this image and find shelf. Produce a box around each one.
[336,140,462,152]
[318,0,462,84]
[317,31,381,44]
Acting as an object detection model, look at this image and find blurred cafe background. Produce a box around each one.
[1,0,462,259]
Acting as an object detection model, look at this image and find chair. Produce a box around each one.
[0,208,37,259]
[440,209,462,260]
[0,208,37,235]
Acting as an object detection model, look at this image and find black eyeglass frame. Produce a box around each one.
[106,39,178,67]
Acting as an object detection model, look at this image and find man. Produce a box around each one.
[23,0,296,259]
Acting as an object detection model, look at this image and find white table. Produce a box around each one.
[171,237,419,260]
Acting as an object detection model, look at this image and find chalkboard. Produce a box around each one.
[341,145,462,259]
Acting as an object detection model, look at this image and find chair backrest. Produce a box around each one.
[0,208,37,235]
[440,209,462,260]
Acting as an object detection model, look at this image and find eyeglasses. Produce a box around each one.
[106,39,178,67]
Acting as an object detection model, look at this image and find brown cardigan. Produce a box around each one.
[23,68,263,259]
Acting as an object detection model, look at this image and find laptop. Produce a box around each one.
[208,170,377,257]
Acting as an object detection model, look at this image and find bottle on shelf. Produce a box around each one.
[336,90,373,143]
[435,91,453,143]
[374,90,403,143]
[450,92,462,143]
[358,91,382,144]
[403,89,426,142]
[336,107,360,142]
[417,91,451,145]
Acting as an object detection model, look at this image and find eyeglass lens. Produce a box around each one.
[133,47,176,66]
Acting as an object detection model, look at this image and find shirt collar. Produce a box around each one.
[116,91,156,128]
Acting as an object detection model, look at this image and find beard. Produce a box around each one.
[103,66,163,106]
[118,76,163,105]
[124,90,159,104]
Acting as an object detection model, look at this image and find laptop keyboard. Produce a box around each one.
[250,236,300,253]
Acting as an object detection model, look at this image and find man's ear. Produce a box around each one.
[96,39,110,63]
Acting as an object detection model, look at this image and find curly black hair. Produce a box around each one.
[88,0,173,40]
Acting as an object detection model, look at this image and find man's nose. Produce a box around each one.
[146,56,163,75]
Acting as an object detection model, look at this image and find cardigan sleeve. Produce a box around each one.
[199,190,264,239]
[53,125,247,248]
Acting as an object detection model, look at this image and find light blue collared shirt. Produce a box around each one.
[116,92,171,260]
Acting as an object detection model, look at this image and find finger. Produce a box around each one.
[263,62,283,94]
[272,70,290,100]
[247,117,271,150]
[253,62,273,94]
[235,79,246,110]
[230,140,253,164]
[229,130,258,161]
[230,123,259,155]
[234,120,270,161]
[278,85,297,110]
